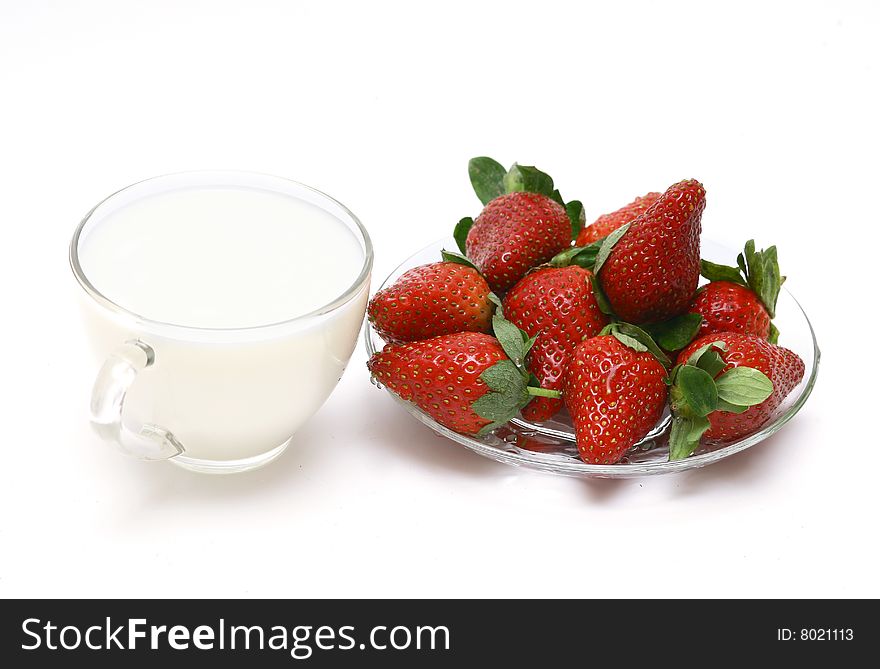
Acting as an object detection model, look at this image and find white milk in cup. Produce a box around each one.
[70,172,372,473]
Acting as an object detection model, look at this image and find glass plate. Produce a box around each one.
[364,238,820,478]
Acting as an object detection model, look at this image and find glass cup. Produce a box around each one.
[70,171,372,473]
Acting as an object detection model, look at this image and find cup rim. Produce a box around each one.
[69,170,373,337]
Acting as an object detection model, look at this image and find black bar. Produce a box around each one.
[0,599,871,666]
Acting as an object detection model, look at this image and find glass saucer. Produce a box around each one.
[364,238,819,478]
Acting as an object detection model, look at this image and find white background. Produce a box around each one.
[1,0,877,598]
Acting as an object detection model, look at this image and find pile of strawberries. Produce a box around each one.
[367,158,805,464]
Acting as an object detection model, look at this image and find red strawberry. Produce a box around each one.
[668,332,805,458]
[368,318,559,436]
[575,192,661,246]
[692,240,786,342]
[690,281,770,340]
[367,260,493,344]
[598,179,705,324]
[503,265,608,422]
[368,333,504,434]
[564,330,668,464]
[466,191,571,293]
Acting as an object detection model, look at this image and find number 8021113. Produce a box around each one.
[777,628,854,641]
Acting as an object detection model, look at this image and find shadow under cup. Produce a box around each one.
[70,171,373,474]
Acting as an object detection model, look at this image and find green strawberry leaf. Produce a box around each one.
[768,322,780,345]
[550,189,565,207]
[743,241,785,319]
[668,415,711,461]
[700,259,746,285]
[601,322,671,368]
[743,240,757,280]
[714,367,773,407]
[685,340,728,368]
[693,347,726,378]
[565,200,585,241]
[492,313,531,372]
[441,249,479,271]
[492,314,525,363]
[468,157,507,205]
[549,246,581,268]
[523,333,538,357]
[472,389,523,429]
[716,398,750,414]
[763,247,786,316]
[488,292,503,311]
[472,359,539,434]
[592,222,631,275]
[590,275,616,315]
[670,364,718,418]
[737,252,748,277]
[480,359,525,392]
[610,330,647,353]
[551,237,605,270]
[739,240,777,317]
[472,392,516,419]
[643,313,703,352]
[685,343,712,367]
[503,164,555,198]
[454,217,474,255]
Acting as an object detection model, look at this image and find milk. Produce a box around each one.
[79,186,364,328]
[73,174,371,472]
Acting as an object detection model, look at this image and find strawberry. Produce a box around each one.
[575,192,661,246]
[456,158,584,293]
[689,282,769,340]
[465,191,571,293]
[368,316,560,436]
[503,263,608,422]
[692,240,786,342]
[367,258,494,344]
[563,324,669,464]
[668,332,805,459]
[597,179,705,324]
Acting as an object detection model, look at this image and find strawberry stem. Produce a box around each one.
[526,387,561,399]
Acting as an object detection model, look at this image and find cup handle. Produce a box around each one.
[90,339,185,460]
